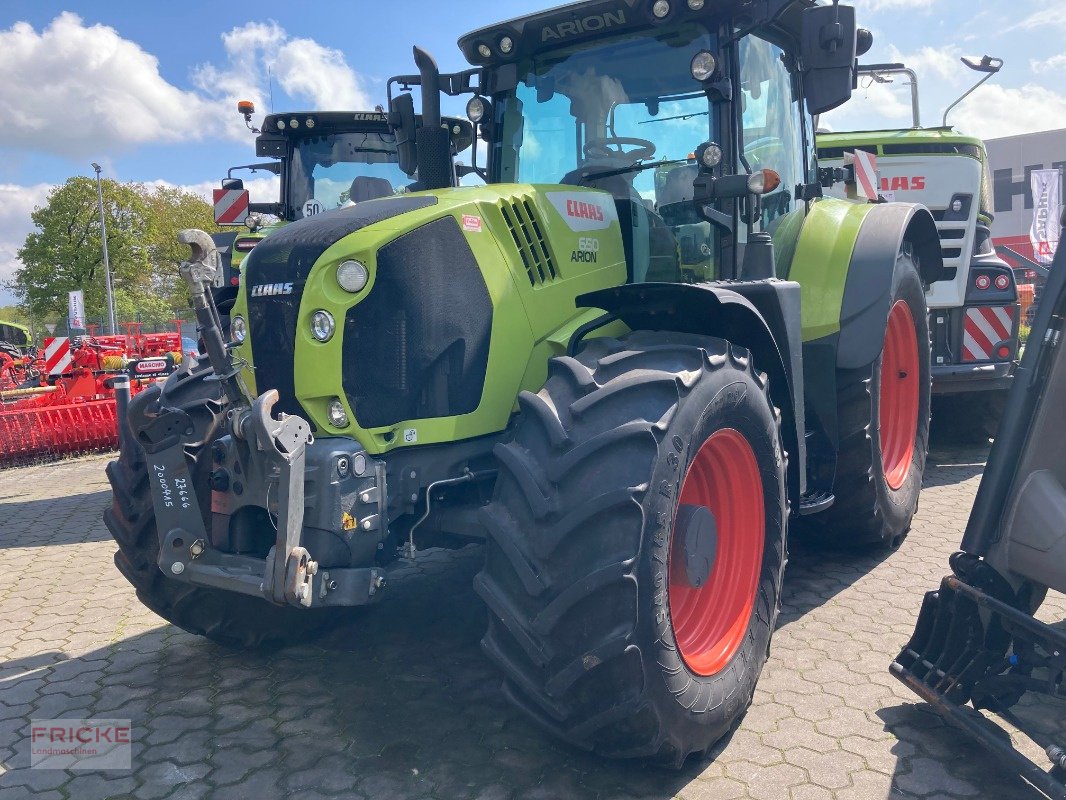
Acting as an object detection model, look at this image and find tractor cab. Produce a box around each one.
[216,105,474,271]
[442,0,871,286]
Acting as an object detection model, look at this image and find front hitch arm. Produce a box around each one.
[245,389,316,607]
[177,229,244,406]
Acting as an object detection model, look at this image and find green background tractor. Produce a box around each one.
[817,59,1019,439]
[209,105,474,306]
[107,0,943,766]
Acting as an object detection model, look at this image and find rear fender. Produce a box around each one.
[577,281,806,506]
[838,203,942,370]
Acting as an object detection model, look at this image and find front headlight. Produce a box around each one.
[310,310,335,342]
[231,314,247,343]
[336,260,369,293]
[327,398,350,428]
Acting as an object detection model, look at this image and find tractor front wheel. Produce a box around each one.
[477,332,787,765]
[104,362,335,649]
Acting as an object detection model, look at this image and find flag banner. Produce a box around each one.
[68,290,85,331]
[1030,169,1062,265]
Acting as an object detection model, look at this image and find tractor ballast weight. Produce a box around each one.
[108,0,943,764]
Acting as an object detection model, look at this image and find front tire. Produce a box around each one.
[476,332,787,765]
[104,362,334,649]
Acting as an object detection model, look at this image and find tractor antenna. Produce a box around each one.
[942,56,1003,128]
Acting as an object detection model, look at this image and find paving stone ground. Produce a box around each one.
[0,444,1063,800]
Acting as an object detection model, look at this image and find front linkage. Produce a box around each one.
[123,230,387,609]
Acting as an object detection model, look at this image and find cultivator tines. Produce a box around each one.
[0,398,119,467]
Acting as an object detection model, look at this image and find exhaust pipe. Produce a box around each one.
[411,46,451,191]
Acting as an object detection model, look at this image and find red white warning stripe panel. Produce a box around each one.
[846,149,880,201]
[962,305,1015,362]
[43,337,72,375]
[213,188,250,224]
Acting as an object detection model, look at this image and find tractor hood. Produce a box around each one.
[231,183,627,453]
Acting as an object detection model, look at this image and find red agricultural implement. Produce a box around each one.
[0,327,192,467]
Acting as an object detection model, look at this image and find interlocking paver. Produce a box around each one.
[1,446,1064,799]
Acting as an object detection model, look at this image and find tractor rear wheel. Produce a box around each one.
[476,331,787,765]
[104,361,335,648]
[817,246,931,548]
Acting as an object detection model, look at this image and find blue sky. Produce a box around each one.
[2,0,1065,305]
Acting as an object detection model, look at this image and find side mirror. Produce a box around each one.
[800,3,858,115]
[221,178,244,191]
[389,92,418,177]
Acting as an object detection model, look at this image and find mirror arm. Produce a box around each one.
[942,61,1002,128]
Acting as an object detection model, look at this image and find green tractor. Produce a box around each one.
[107,0,944,764]
[209,102,474,301]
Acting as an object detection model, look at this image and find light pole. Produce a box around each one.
[91,162,117,335]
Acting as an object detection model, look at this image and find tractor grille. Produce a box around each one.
[342,216,492,430]
[243,196,437,419]
[499,197,558,285]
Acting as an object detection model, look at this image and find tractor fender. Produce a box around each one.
[838,203,942,370]
[577,281,806,503]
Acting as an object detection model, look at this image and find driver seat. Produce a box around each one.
[349,176,394,203]
[560,165,680,283]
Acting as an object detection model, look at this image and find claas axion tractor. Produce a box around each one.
[107,0,945,764]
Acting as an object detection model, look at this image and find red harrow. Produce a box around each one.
[0,327,193,467]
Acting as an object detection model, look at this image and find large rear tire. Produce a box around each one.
[816,246,931,548]
[476,332,787,765]
[104,362,334,649]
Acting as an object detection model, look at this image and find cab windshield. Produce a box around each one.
[493,24,721,281]
[288,132,411,218]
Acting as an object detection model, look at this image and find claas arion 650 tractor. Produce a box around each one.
[107,0,944,765]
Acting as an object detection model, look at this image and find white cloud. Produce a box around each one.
[0,14,372,157]
[951,83,1066,139]
[0,13,212,157]
[0,183,53,305]
[191,21,371,141]
[1032,54,1066,73]
[862,0,934,10]
[145,177,281,206]
[1012,6,1066,31]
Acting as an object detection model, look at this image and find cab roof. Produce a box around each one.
[458,0,816,67]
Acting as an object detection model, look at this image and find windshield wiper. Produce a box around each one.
[638,111,709,125]
[578,157,691,181]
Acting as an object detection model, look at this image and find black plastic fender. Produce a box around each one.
[578,280,806,505]
[838,203,942,370]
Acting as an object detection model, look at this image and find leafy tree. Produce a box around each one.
[141,184,220,307]
[10,178,220,328]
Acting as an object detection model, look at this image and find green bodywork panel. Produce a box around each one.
[783,198,874,342]
[231,181,877,453]
[231,184,627,455]
[816,127,985,153]
[229,223,285,272]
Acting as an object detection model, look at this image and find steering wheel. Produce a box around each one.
[583,137,657,162]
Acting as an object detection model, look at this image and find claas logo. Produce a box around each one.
[880,176,927,192]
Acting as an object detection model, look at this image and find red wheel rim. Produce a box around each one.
[668,428,764,677]
[879,300,920,491]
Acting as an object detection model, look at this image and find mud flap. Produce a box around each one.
[891,561,1066,800]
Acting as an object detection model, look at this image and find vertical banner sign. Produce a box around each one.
[1030,169,1062,265]
[68,290,85,331]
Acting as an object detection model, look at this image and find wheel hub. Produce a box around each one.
[676,504,718,589]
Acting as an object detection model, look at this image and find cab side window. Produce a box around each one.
[738,35,806,231]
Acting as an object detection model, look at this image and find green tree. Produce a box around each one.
[13,177,150,323]
[141,184,220,308]
[10,178,221,328]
